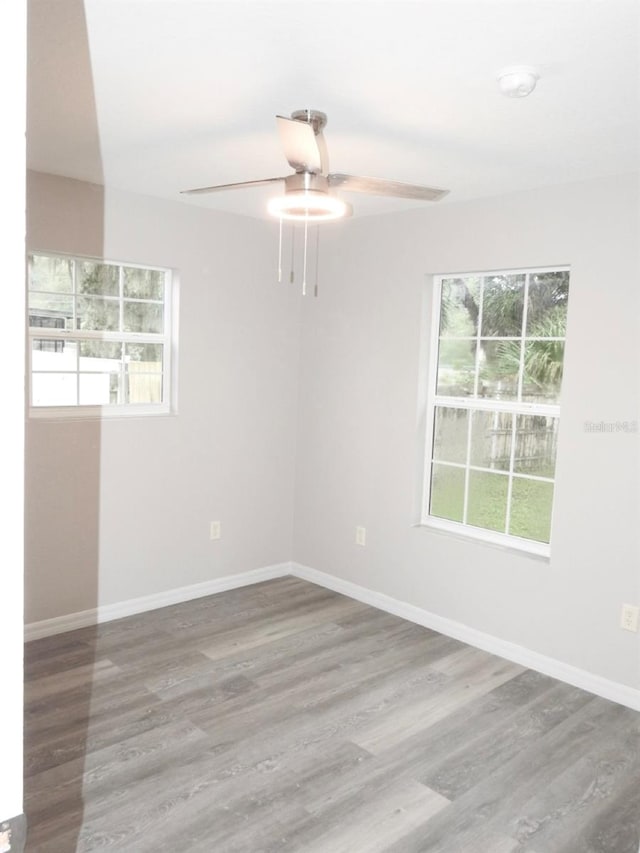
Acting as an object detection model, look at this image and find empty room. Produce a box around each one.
[2,0,639,851]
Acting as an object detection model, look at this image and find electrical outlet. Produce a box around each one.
[210,520,221,541]
[620,604,639,632]
[355,526,366,546]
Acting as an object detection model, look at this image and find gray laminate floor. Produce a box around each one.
[24,576,640,852]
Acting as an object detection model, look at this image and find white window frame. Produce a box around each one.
[28,252,176,419]
[422,266,570,558]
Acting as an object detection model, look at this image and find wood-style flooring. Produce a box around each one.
[24,576,640,852]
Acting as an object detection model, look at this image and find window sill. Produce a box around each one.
[413,518,551,563]
[28,405,175,422]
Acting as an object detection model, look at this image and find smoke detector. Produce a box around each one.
[498,66,539,98]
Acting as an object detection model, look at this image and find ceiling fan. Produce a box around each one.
[181,109,449,221]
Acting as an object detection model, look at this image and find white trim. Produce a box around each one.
[290,563,640,712]
[414,520,551,564]
[435,265,571,279]
[25,559,639,712]
[421,513,551,558]
[25,563,291,642]
[424,266,569,553]
[434,396,561,417]
[29,404,173,420]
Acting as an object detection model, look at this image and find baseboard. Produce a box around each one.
[25,559,640,712]
[24,562,292,642]
[290,562,640,712]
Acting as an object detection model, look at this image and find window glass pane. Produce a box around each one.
[32,373,77,406]
[478,340,520,400]
[29,292,74,324]
[439,277,480,337]
[126,367,163,404]
[80,340,122,366]
[480,274,525,337]
[79,373,115,405]
[526,271,569,336]
[77,295,120,331]
[429,463,465,523]
[125,343,163,404]
[432,407,468,464]
[31,338,64,356]
[514,415,558,477]
[522,341,564,404]
[78,342,121,405]
[467,470,508,532]
[29,311,68,332]
[436,338,476,396]
[31,339,76,370]
[29,255,73,292]
[125,342,163,364]
[509,477,553,543]
[78,261,120,296]
[79,341,122,361]
[123,300,164,333]
[123,267,165,299]
[470,410,512,471]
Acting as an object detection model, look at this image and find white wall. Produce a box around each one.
[293,174,640,690]
[1,0,25,824]
[26,170,639,696]
[26,171,300,622]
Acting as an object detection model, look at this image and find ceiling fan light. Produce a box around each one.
[268,190,351,222]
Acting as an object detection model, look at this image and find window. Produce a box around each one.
[28,253,174,416]
[423,267,570,555]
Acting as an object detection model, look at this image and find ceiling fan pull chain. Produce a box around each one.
[314,225,320,298]
[289,223,295,283]
[302,218,309,296]
[277,216,283,283]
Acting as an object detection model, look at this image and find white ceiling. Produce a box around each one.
[27,0,640,221]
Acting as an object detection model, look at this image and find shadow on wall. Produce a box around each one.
[24,0,104,848]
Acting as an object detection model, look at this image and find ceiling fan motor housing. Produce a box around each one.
[285,172,328,194]
[291,109,327,134]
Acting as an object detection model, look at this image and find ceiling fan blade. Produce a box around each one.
[276,116,322,174]
[328,174,449,201]
[181,177,286,195]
